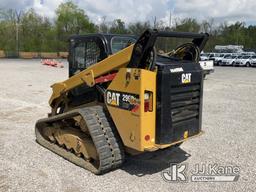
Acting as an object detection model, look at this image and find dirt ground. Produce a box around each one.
[0,59,255,192]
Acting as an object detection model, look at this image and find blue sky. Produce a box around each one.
[1,0,255,25]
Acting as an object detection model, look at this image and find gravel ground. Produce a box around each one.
[0,59,255,192]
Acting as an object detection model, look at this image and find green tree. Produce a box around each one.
[109,19,127,34]
[0,9,21,54]
[244,25,256,50]
[175,18,200,32]
[56,1,96,50]
[220,22,246,45]
[20,9,51,52]
[97,16,109,33]
[127,21,151,35]
[56,1,95,35]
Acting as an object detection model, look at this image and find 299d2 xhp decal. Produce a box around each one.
[105,90,140,111]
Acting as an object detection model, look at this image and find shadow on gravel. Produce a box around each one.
[121,146,190,176]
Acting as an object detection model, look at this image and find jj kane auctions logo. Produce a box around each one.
[162,163,240,182]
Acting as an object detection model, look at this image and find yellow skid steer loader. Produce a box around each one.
[35,29,209,174]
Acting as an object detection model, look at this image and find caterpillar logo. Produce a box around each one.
[106,91,120,106]
[181,73,191,84]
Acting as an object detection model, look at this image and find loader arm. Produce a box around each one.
[49,44,134,106]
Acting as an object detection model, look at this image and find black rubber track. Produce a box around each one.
[35,106,124,175]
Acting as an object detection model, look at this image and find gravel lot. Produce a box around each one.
[0,59,255,192]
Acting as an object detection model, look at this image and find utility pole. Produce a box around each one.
[15,10,22,57]
[169,10,172,28]
[169,8,175,29]
[16,22,19,56]
[153,16,157,28]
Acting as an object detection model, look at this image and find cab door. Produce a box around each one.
[68,36,108,77]
[67,36,108,105]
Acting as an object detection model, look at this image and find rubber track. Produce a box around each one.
[35,106,124,174]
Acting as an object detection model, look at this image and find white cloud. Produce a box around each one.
[1,0,256,25]
[76,0,171,24]
[173,0,256,24]
[32,0,64,19]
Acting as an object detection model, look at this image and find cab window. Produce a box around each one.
[74,42,86,69]
[69,37,107,77]
[84,41,102,67]
[111,36,136,54]
[72,38,107,70]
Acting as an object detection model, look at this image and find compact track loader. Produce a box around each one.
[35,29,209,174]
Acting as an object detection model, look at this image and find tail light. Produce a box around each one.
[144,91,153,112]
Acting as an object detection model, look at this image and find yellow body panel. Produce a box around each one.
[106,68,202,152]
[106,68,156,151]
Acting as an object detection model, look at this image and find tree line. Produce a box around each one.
[0,1,255,54]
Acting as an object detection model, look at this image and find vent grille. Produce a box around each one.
[170,83,201,124]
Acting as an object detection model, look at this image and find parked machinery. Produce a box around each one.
[35,29,209,174]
